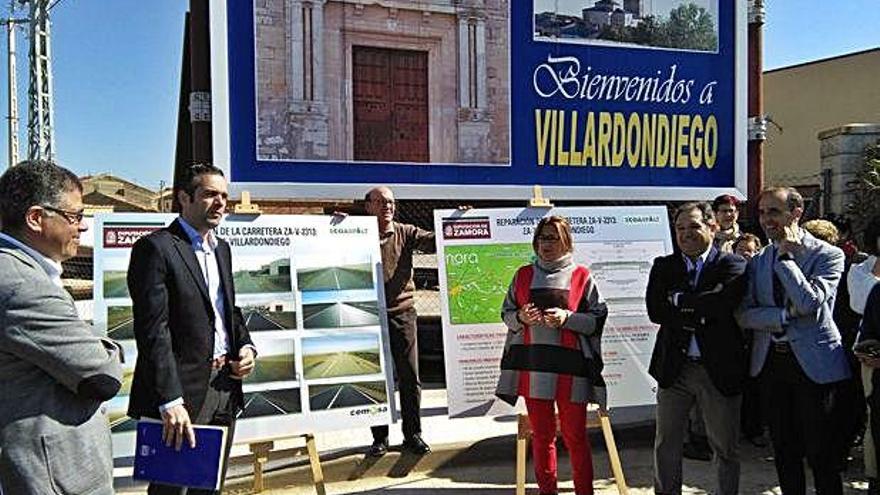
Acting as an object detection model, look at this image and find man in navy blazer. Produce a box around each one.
[737,186,850,495]
[128,164,256,495]
[647,202,747,495]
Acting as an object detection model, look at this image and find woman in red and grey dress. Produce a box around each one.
[496,215,608,495]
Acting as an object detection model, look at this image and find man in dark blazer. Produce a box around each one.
[647,201,747,495]
[737,187,850,495]
[0,161,123,495]
[128,164,256,495]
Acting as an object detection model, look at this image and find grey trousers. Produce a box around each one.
[654,361,742,495]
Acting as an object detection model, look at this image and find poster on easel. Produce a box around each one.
[434,206,673,418]
[93,213,394,457]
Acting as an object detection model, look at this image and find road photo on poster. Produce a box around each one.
[297,262,374,292]
[302,333,382,380]
[232,256,292,294]
[301,290,380,329]
[106,305,134,340]
[240,298,297,332]
[240,387,302,419]
[245,337,297,385]
[308,380,387,411]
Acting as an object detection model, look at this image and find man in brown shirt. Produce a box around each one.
[365,186,435,456]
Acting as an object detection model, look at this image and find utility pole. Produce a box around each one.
[6,12,19,168]
[747,0,765,204]
[25,0,53,162]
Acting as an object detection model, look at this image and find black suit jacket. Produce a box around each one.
[127,218,254,419]
[646,248,748,396]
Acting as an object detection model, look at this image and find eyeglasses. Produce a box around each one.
[536,235,560,243]
[371,199,396,206]
[42,205,85,225]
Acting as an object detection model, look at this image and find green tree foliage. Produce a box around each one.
[595,3,717,51]
[664,3,718,51]
[846,141,880,239]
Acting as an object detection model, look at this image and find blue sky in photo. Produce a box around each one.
[302,333,380,355]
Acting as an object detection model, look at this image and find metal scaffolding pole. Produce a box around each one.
[6,10,19,168]
[25,0,53,162]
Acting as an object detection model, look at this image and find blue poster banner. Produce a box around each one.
[210,0,746,200]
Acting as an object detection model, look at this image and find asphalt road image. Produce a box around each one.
[239,389,301,419]
[309,381,387,410]
[103,271,129,298]
[246,352,296,384]
[302,301,379,329]
[107,305,135,340]
[297,263,373,291]
[242,308,297,331]
[303,351,381,379]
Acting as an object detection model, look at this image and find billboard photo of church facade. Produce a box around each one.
[254,0,510,166]
[534,0,719,53]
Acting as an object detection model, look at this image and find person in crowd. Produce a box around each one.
[803,218,868,469]
[364,186,435,457]
[737,187,851,495]
[496,215,607,495]
[734,233,762,260]
[712,194,742,253]
[127,163,256,495]
[647,202,747,495]
[0,161,123,494]
[857,282,880,495]
[732,233,767,447]
[678,194,744,462]
[850,216,880,494]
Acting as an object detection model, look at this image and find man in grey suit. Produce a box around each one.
[0,161,123,494]
[737,186,851,495]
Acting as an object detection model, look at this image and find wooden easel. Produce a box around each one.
[234,190,262,215]
[248,434,325,494]
[515,408,629,495]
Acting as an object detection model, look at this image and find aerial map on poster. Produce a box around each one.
[435,207,673,418]
[92,213,394,457]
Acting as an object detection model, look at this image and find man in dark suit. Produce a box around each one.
[128,163,256,495]
[647,201,747,495]
[737,187,850,495]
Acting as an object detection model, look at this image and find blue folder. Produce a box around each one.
[133,419,229,490]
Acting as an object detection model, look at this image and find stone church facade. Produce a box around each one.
[255,0,510,165]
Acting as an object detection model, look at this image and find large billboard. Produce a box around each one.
[210,1,746,200]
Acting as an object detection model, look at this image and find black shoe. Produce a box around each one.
[745,435,767,448]
[402,434,431,454]
[366,439,388,457]
[682,440,712,461]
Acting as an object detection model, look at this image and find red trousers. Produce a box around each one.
[525,397,594,495]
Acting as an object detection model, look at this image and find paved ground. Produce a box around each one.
[114,388,874,494]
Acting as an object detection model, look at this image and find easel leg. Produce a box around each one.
[599,411,629,495]
[516,414,530,495]
[305,434,326,495]
[249,441,274,493]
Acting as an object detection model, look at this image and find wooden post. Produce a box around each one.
[305,433,326,495]
[516,414,530,495]
[247,434,326,494]
[249,441,274,493]
[529,185,553,208]
[515,408,629,495]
